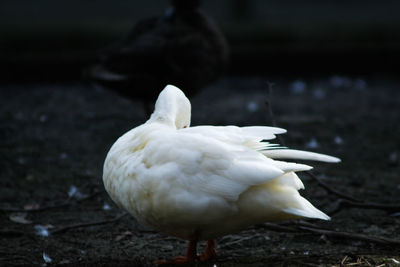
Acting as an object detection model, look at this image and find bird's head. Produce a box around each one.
[165,0,201,20]
[149,85,191,129]
[169,0,200,11]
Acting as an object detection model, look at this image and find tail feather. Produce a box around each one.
[262,149,341,163]
[283,197,331,220]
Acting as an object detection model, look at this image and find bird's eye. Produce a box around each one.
[183,126,188,128]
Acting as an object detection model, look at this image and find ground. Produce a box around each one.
[1,75,399,266]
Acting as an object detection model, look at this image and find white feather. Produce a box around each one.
[262,149,341,163]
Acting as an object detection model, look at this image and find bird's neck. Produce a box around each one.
[147,97,177,129]
[148,111,176,129]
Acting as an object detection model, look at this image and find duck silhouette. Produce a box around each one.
[86,0,229,114]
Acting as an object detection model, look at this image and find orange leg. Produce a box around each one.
[156,236,198,265]
[199,239,217,261]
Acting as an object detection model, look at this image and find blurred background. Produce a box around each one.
[2,2,400,266]
[1,0,400,82]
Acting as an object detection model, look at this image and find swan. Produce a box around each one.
[103,85,340,264]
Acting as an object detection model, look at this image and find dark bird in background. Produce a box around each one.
[85,0,229,115]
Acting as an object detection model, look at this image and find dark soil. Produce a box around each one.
[1,75,399,266]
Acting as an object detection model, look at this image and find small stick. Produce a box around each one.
[298,226,400,246]
[305,171,400,214]
[305,171,362,202]
[0,202,70,213]
[259,222,400,247]
[50,213,127,234]
[259,222,297,233]
[284,220,329,230]
[330,199,400,215]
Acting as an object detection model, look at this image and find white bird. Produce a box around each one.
[103,85,340,264]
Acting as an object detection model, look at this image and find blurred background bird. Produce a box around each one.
[85,0,229,115]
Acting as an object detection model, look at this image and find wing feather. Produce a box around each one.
[142,129,285,202]
[180,125,285,143]
[136,124,338,221]
[262,149,341,163]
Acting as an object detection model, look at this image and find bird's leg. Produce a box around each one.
[199,239,217,261]
[156,236,198,265]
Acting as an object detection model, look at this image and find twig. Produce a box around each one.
[329,199,400,215]
[0,202,69,213]
[305,171,361,202]
[305,171,400,214]
[259,222,400,247]
[50,213,127,234]
[283,220,329,230]
[258,222,298,233]
[298,226,400,246]
[0,190,100,213]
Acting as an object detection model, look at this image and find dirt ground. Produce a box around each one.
[1,75,399,266]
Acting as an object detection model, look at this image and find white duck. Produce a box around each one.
[103,85,340,264]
